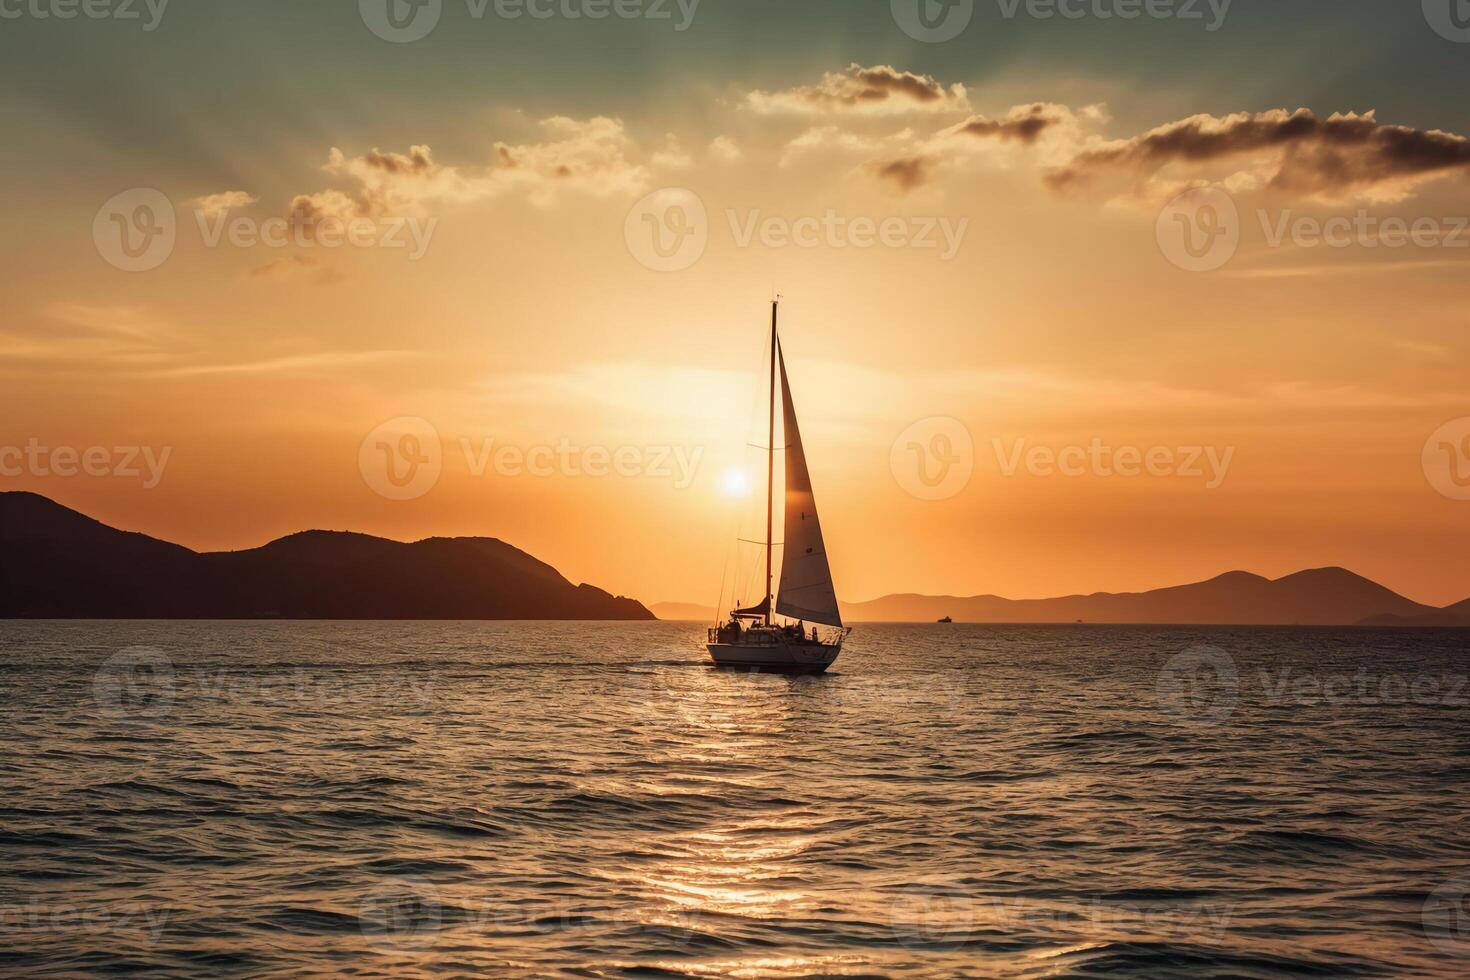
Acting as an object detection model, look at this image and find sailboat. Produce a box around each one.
[707,300,849,673]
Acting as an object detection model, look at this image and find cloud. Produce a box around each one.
[867,156,931,192]
[151,350,410,378]
[708,135,742,162]
[747,64,969,115]
[188,190,258,217]
[650,134,693,170]
[286,116,652,229]
[1046,108,1470,203]
[41,302,167,341]
[949,103,1071,144]
[490,116,650,202]
[0,304,178,372]
[862,103,1098,192]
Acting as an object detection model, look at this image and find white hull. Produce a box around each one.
[706,636,841,673]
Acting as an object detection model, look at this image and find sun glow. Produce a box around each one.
[719,466,751,498]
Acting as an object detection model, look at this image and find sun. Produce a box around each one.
[719,466,751,498]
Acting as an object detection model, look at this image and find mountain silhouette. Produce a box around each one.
[0,492,652,620]
[840,568,1464,626]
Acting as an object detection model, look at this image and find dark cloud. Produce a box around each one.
[845,65,948,105]
[359,145,437,175]
[955,104,1065,144]
[1046,109,1470,199]
[749,63,967,113]
[869,156,933,191]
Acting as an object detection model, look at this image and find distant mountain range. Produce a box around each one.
[664,570,1470,627]
[0,492,652,620]
[840,569,1470,626]
[8,492,1465,626]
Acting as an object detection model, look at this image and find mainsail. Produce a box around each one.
[774,342,843,627]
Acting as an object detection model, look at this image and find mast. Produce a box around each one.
[764,299,777,625]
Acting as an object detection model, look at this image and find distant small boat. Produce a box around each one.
[707,300,848,674]
[938,616,953,623]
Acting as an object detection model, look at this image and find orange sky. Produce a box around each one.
[3,59,1469,608]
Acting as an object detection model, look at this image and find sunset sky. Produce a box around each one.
[2,0,1468,607]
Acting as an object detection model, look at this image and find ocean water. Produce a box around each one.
[1,621,1467,978]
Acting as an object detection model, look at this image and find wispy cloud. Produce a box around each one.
[188,190,258,217]
[746,64,970,116]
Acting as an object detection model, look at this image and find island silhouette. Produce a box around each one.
[659,576,1470,629]
[1,492,651,620]
[6,491,1466,625]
